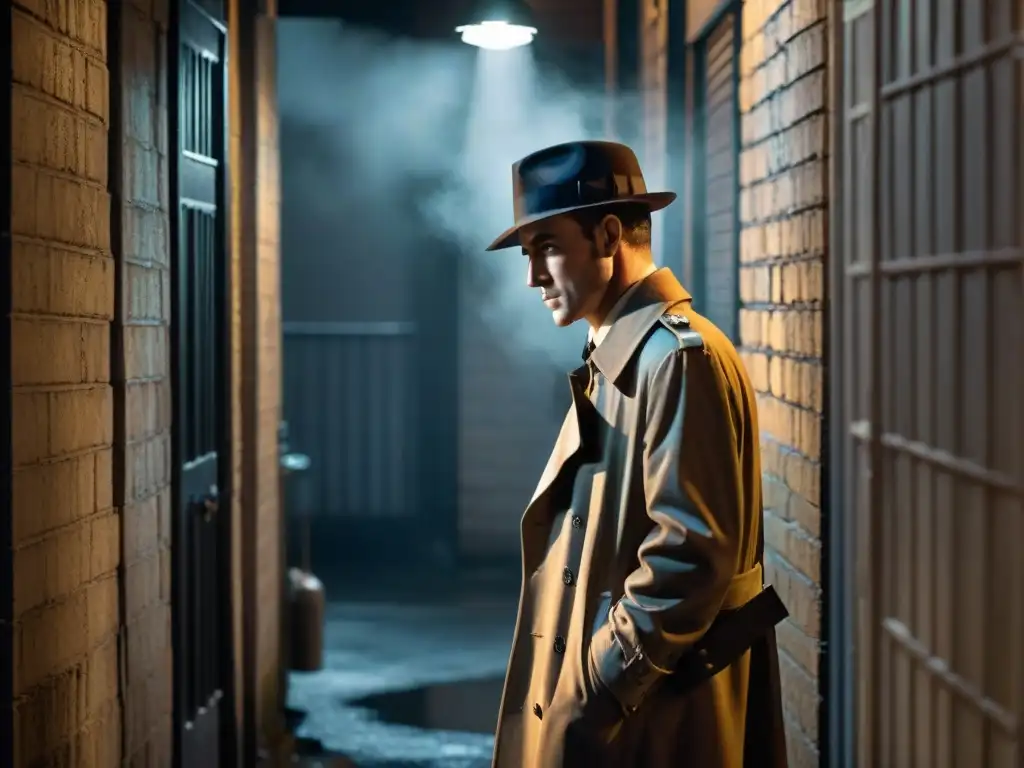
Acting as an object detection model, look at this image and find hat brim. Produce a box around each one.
[484,191,677,252]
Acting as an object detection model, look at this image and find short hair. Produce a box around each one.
[570,203,653,248]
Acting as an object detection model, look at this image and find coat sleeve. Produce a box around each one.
[587,341,744,715]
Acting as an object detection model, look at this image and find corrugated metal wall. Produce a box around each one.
[282,322,418,521]
[698,12,739,340]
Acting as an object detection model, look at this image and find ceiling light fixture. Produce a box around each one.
[456,0,538,50]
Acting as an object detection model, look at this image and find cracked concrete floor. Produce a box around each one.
[287,580,518,768]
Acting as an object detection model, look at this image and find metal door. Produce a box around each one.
[838,1,1023,765]
[171,1,230,765]
[691,6,740,340]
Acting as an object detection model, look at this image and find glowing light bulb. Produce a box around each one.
[455,20,537,50]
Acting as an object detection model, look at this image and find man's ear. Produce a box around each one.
[599,214,623,258]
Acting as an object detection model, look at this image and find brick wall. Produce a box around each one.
[112,0,174,763]
[10,0,278,763]
[737,0,827,765]
[10,0,122,763]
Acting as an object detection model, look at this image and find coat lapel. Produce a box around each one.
[526,366,590,507]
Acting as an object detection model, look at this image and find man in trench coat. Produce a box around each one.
[484,141,789,768]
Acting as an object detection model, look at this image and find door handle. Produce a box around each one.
[196,494,219,521]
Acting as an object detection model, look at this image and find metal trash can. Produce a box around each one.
[288,567,325,672]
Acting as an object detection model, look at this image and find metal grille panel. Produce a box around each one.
[840,1,1023,765]
[282,322,418,521]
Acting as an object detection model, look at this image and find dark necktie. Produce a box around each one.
[581,338,597,397]
[582,338,596,362]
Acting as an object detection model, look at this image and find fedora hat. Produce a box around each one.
[486,140,676,251]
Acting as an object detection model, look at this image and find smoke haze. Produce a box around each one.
[277,17,657,368]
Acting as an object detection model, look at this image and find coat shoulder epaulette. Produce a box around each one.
[657,312,704,350]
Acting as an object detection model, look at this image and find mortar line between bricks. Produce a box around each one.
[11,81,108,127]
[776,613,820,657]
[122,542,169,570]
[766,549,822,593]
[12,381,112,394]
[739,301,821,310]
[10,7,109,62]
[740,347,823,361]
[11,506,119,551]
[744,67,829,114]
[741,109,827,148]
[11,570,119,624]
[759,438,819,463]
[754,394,825,413]
[11,441,112,469]
[741,203,829,227]
[123,256,171,269]
[759,444,822,467]
[780,710,820,753]
[10,311,113,325]
[124,430,172,448]
[743,20,828,73]
[740,253,826,266]
[746,4,827,40]
[778,643,818,688]
[118,375,172,385]
[10,233,111,258]
[13,662,121,712]
[11,158,110,190]
[766,509,822,543]
[741,158,830,189]
[121,199,166,215]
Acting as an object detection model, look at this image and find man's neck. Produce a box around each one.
[586,260,657,333]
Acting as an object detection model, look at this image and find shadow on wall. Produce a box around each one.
[276,19,655,563]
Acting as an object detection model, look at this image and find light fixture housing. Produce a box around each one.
[455,0,538,50]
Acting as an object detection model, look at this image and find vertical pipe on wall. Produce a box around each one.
[824,0,852,763]
[0,0,13,763]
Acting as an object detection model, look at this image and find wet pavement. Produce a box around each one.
[287,570,519,768]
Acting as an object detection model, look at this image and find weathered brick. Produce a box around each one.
[734,3,829,752]
[11,317,109,386]
[779,648,820,741]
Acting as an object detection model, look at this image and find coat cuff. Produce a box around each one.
[588,606,672,715]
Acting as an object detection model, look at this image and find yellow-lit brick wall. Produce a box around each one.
[738,0,826,765]
[10,0,279,762]
[9,0,121,763]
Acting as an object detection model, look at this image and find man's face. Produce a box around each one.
[520,213,614,327]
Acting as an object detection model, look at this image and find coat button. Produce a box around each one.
[554,636,566,654]
[562,567,574,585]
[533,703,543,719]
[571,515,583,529]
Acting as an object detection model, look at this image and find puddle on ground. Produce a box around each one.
[351,676,504,735]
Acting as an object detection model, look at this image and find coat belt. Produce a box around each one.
[720,563,767,610]
[666,564,788,694]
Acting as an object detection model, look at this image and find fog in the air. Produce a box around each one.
[276,17,655,370]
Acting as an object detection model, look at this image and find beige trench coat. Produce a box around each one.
[492,269,787,768]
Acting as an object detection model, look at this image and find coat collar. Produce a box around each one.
[589,268,691,386]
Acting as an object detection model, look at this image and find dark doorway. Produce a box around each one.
[169,1,233,766]
[689,4,741,340]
